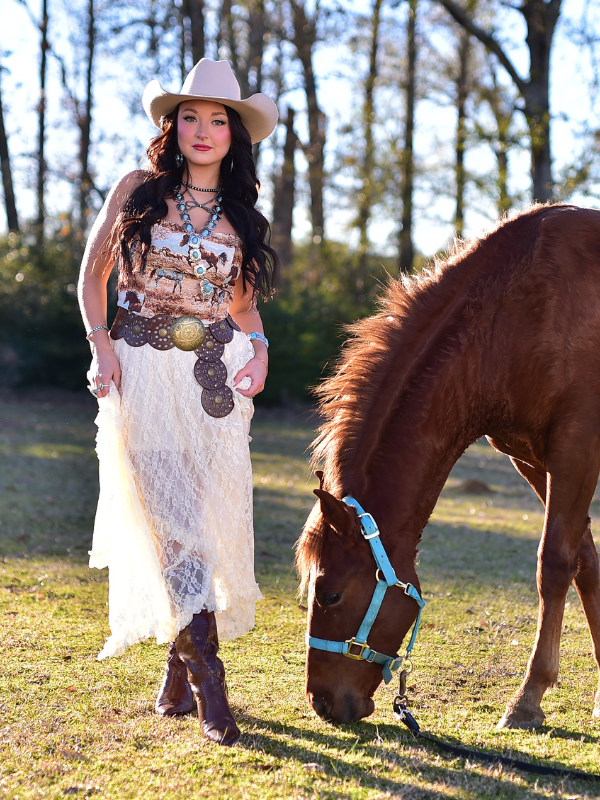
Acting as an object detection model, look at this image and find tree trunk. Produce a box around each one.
[219,0,239,78]
[37,0,49,242]
[437,0,562,203]
[271,107,297,266]
[454,24,470,238]
[356,0,383,262]
[290,0,326,242]
[247,0,265,94]
[520,0,560,202]
[480,55,514,216]
[399,0,417,274]
[179,4,188,82]
[496,147,509,213]
[185,0,205,64]
[0,74,19,233]
[78,0,95,240]
[247,1,265,163]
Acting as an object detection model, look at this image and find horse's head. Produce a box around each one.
[298,480,421,724]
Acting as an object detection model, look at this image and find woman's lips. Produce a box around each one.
[193,145,211,151]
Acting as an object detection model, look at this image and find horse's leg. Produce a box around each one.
[498,446,600,729]
[493,442,600,724]
[572,523,600,719]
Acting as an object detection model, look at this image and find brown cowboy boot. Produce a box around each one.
[155,642,196,716]
[175,611,240,746]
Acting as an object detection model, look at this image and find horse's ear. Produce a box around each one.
[313,489,353,536]
[314,470,324,489]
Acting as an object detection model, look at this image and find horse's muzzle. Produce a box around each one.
[308,691,375,723]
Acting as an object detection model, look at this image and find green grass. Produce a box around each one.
[1,391,600,798]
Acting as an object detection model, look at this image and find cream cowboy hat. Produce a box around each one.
[142,58,278,144]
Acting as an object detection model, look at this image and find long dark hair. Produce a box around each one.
[114,106,279,297]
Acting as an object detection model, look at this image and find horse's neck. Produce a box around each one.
[360,356,482,554]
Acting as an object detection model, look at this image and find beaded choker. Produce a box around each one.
[182,180,221,193]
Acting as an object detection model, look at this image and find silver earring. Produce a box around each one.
[175,151,183,167]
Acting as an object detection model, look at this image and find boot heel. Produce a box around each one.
[176,611,240,746]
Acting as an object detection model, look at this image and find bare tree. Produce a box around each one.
[474,53,523,216]
[271,107,297,266]
[37,0,49,241]
[453,22,471,237]
[289,0,325,242]
[218,0,265,95]
[437,0,562,203]
[15,0,49,238]
[184,0,205,64]
[356,0,383,264]
[0,66,19,233]
[76,0,96,239]
[398,0,417,273]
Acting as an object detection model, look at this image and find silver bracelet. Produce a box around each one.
[248,331,269,348]
[251,355,268,372]
[86,324,109,341]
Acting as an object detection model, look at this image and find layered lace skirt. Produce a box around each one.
[89,329,261,659]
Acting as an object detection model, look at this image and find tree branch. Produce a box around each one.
[436,0,528,96]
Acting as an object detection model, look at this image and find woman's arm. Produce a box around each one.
[228,279,269,398]
[78,170,146,398]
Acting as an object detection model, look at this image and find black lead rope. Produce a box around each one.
[393,696,600,783]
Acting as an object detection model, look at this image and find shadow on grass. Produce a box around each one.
[418,521,539,590]
[535,725,600,744]
[236,712,593,796]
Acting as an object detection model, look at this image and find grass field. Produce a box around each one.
[1,390,600,799]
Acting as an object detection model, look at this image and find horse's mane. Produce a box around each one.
[296,203,573,589]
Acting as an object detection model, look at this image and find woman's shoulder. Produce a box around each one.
[110,169,152,197]
[102,169,152,219]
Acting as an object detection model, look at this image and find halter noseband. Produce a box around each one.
[306,496,426,684]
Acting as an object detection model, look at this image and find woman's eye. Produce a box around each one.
[319,592,342,607]
[183,115,196,122]
[212,119,226,126]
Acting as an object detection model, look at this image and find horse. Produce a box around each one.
[296,203,600,729]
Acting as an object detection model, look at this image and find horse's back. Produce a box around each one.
[489,207,600,442]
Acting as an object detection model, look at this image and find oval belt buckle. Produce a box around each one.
[170,315,206,351]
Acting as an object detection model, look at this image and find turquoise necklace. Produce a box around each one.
[173,186,223,283]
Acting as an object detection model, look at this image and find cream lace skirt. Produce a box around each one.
[89,329,262,659]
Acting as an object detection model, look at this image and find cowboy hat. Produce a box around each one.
[142,59,278,144]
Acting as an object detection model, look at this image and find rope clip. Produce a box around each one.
[393,697,420,737]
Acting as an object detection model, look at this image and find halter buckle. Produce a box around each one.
[358,512,380,539]
[344,638,370,660]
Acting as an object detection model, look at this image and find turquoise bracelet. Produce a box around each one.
[248,332,269,348]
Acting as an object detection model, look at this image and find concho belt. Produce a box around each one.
[110,307,241,419]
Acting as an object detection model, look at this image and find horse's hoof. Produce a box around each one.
[497,712,543,730]
[497,703,545,730]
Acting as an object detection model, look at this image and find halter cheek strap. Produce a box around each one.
[306,496,426,685]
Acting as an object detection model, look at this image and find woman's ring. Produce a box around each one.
[99,383,108,390]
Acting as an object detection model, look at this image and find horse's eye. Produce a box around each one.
[319,591,342,607]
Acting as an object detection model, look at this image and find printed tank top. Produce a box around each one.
[117,220,242,323]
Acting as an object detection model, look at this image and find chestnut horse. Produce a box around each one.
[296,204,600,729]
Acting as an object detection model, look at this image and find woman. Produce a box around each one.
[78,59,279,746]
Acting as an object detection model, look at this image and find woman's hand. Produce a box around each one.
[233,356,268,398]
[87,344,121,400]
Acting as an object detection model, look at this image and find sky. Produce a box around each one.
[1,0,599,257]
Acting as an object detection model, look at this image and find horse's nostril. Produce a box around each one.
[309,693,331,720]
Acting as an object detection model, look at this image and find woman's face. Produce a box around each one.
[177,100,232,171]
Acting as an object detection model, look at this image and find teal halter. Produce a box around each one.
[306,496,426,685]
